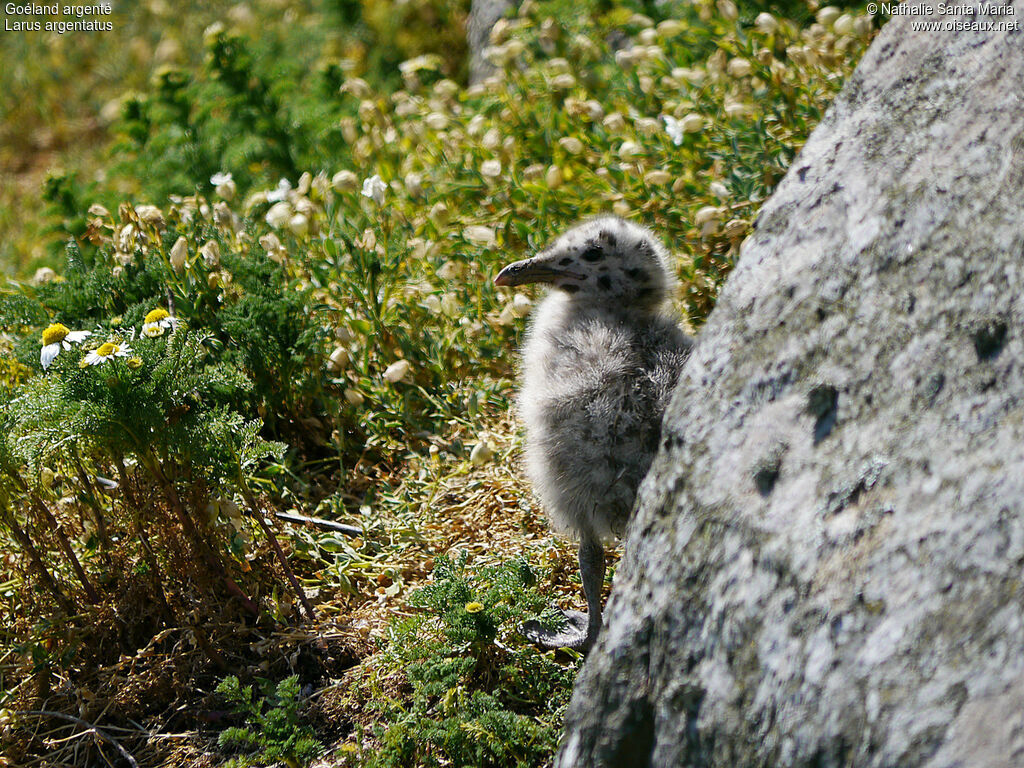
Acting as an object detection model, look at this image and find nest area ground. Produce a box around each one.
[1,415,613,767]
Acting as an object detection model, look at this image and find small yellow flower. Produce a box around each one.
[40,323,92,370]
[464,602,484,614]
[127,357,143,369]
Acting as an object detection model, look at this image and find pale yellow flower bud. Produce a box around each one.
[332,170,358,192]
[470,441,494,466]
[602,112,626,132]
[287,213,309,237]
[558,137,585,155]
[816,6,842,26]
[680,113,705,133]
[265,202,291,229]
[200,240,220,267]
[429,202,450,227]
[327,346,350,372]
[833,14,854,35]
[170,236,188,271]
[551,73,576,89]
[465,225,496,247]
[480,159,502,179]
[425,112,449,130]
[727,58,752,78]
[755,12,778,33]
[383,359,411,383]
[618,141,642,159]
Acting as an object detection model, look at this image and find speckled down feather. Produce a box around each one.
[510,217,692,542]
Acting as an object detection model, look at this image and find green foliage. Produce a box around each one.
[346,553,575,768]
[216,674,322,768]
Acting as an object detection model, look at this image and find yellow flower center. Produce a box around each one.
[41,323,70,346]
[127,357,143,369]
[96,342,119,357]
[464,602,484,614]
[144,308,170,324]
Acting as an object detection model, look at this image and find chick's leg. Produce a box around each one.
[523,537,605,652]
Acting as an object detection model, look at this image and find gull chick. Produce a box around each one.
[495,216,692,651]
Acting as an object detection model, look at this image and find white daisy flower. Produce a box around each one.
[662,115,686,146]
[211,172,237,200]
[141,308,179,337]
[82,341,133,367]
[40,323,92,370]
[361,174,387,206]
[266,178,292,203]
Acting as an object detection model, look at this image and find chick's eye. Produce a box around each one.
[581,246,604,262]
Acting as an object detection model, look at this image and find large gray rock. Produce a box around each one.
[558,6,1024,767]
[467,0,517,83]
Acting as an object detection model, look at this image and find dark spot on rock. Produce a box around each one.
[816,307,827,322]
[582,246,604,262]
[607,695,656,768]
[598,275,612,290]
[807,384,839,444]
[923,372,945,404]
[973,319,1007,361]
[754,463,780,496]
[559,257,573,266]
[753,444,786,496]
[824,459,886,516]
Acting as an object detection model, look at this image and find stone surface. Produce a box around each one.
[557,6,1024,767]
[467,0,517,83]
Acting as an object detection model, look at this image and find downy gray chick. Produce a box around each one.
[495,216,692,651]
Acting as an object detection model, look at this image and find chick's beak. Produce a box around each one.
[494,257,582,287]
